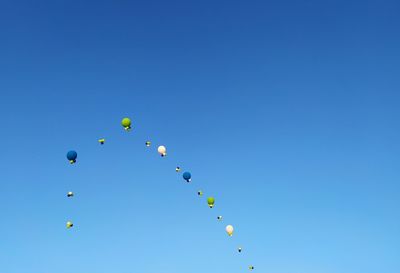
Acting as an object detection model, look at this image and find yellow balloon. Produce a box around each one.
[66,221,74,229]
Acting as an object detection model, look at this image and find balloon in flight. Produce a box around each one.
[226,225,234,236]
[98,138,105,145]
[157,145,167,157]
[121,117,132,131]
[66,150,77,164]
[66,221,74,229]
[67,191,74,197]
[182,171,191,182]
[145,141,151,147]
[207,197,215,208]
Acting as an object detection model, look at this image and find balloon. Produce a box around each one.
[98,138,105,145]
[182,172,191,182]
[217,216,223,221]
[207,197,215,208]
[238,247,242,253]
[67,191,74,197]
[66,150,77,164]
[121,117,132,131]
[157,145,167,157]
[175,167,181,172]
[226,225,234,236]
[145,141,151,147]
[197,190,203,196]
[249,266,254,270]
[66,221,73,229]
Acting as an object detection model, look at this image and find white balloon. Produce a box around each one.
[226,225,234,236]
[157,145,166,155]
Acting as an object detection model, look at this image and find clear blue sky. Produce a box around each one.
[0,0,399,272]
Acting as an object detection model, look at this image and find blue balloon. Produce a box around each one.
[66,150,78,161]
[183,172,191,182]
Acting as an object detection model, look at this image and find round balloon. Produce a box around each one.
[226,225,234,236]
[66,221,74,229]
[121,117,132,130]
[182,172,191,182]
[157,145,166,156]
[66,150,77,163]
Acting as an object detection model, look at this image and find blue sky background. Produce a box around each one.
[0,0,399,272]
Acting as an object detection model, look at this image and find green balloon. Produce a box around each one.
[121,117,131,127]
[207,197,215,207]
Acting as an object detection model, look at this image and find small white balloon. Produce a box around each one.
[157,145,166,156]
[226,225,234,236]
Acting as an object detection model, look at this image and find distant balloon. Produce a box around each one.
[217,216,223,221]
[67,191,74,198]
[121,117,132,131]
[66,150,77,164]
[249,266,254,270]
[145,141,151,147]
[175,166,181,172]
[157,145,167,157]
[226,225,234,236]
[182,172,191,182]
[66,221,74,229]
[238,247,242,253]
[197,190,203,196]
[98,138,105,145]
[207,197,215,208]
